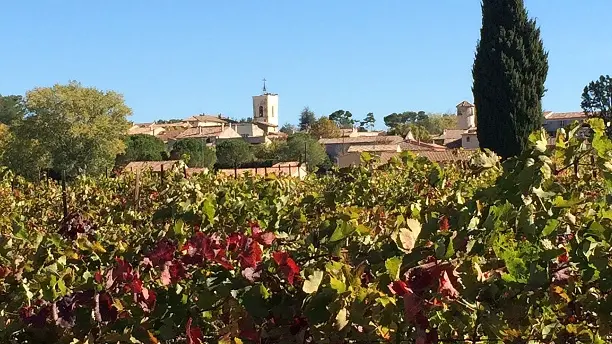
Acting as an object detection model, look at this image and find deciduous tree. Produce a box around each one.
[299,107,316,131]
[280,133,329,171]
[215,139,254,168]
[115,134,167,166]
[170,138,216,168]
[310,117,341,138]
[280,123,297,135]
[4,81,131,178]
[0,95,26,126]
[582,75,612,136]
[473,0,548,159]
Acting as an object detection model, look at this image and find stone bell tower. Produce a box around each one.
[456,100,476,130]
[252,79,279,132]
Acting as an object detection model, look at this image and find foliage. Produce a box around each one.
[2,119,612,343]
[280,133,330,171]
[170,139,216,169]
[279,123,297,135]
[420,114,458,135]
[215,139,254,168]
[389,123,431,141]
[329,110,354,129]
[252,140,286,162]
[116,135,167,166]
[582,75,612,136]
[310,117,341,138]
[2,81,132,178]
[383,111,427,128]
[0,95,27,126]
[384,112,455,140]
[299,107,316,132]
[473,0,549,159]
[0,124,9,165]
[358,112,376,132]
[154,119,184,124]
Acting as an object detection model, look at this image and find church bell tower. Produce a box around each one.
[252,79,279,132]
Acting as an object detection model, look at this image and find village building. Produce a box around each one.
[127,81,283,148]
[543,111,588,135]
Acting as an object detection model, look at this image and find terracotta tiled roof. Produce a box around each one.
[268,131,288,138]
[319,135,404,145]
[132,122,154,127]
[347,144,401,153]
[432,129,465,142]
[156,128,187,142]
[151,122,190,128]
[457,101,474,107]
[128,126,162,135]
[176,126,224,139]
[444,139,463,149]
[400,140,447,151]
[544,112,587,120]
[186,115,228,124]
[253,121,279,128]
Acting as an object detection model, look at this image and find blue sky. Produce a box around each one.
[1,1,611,129]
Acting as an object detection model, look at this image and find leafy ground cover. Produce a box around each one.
[1,120,612,343]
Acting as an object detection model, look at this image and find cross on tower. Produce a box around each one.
[262,78,267,93]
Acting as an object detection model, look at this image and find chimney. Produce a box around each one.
[199,126,202,135]
[222,123,225,131]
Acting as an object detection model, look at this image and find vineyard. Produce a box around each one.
[1,119,612,344]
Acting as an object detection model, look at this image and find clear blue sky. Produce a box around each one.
[1,1,611,129]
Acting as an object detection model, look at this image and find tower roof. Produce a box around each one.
[456,101,474,108]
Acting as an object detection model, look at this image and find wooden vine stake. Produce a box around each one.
[61,170,68,218]
[134,169,141,209]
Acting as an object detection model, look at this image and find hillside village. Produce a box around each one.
[125,85,588,174]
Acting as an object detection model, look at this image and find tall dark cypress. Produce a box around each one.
[472,0,548,159]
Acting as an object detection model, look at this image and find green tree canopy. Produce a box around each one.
[280,123,297,135]
[359,113,376,132]
[154,119,184,124]
[388,123,430,141]
[116,134,167,166]
[280,133,330,171]
[215,139,254,168]
[383,111,427,128]
[329,110,354,128]
[0,95,27,126]
[170,138,216,168]
[473,0,548,159]
[582,75,612,136]
[310,117,341,138]
[2,81,131,178]
[299,106,316,131]
[419,114,458,136]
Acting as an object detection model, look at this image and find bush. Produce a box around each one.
[170,138,216,168]
[117,134,167,166]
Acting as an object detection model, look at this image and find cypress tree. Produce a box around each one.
[472,0,548,159]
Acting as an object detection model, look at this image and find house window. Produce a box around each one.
[259,106,264,117]
[271,106,274,117]
[466,136,471,143]
[241,134,249,138]
[559,120,566,127]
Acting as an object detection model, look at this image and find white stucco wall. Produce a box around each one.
[252,94,279,130]
[235,123,265,137]
[461,133,479,149]
[457,105,476,130]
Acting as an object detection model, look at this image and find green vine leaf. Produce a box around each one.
[303,270,324,294]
